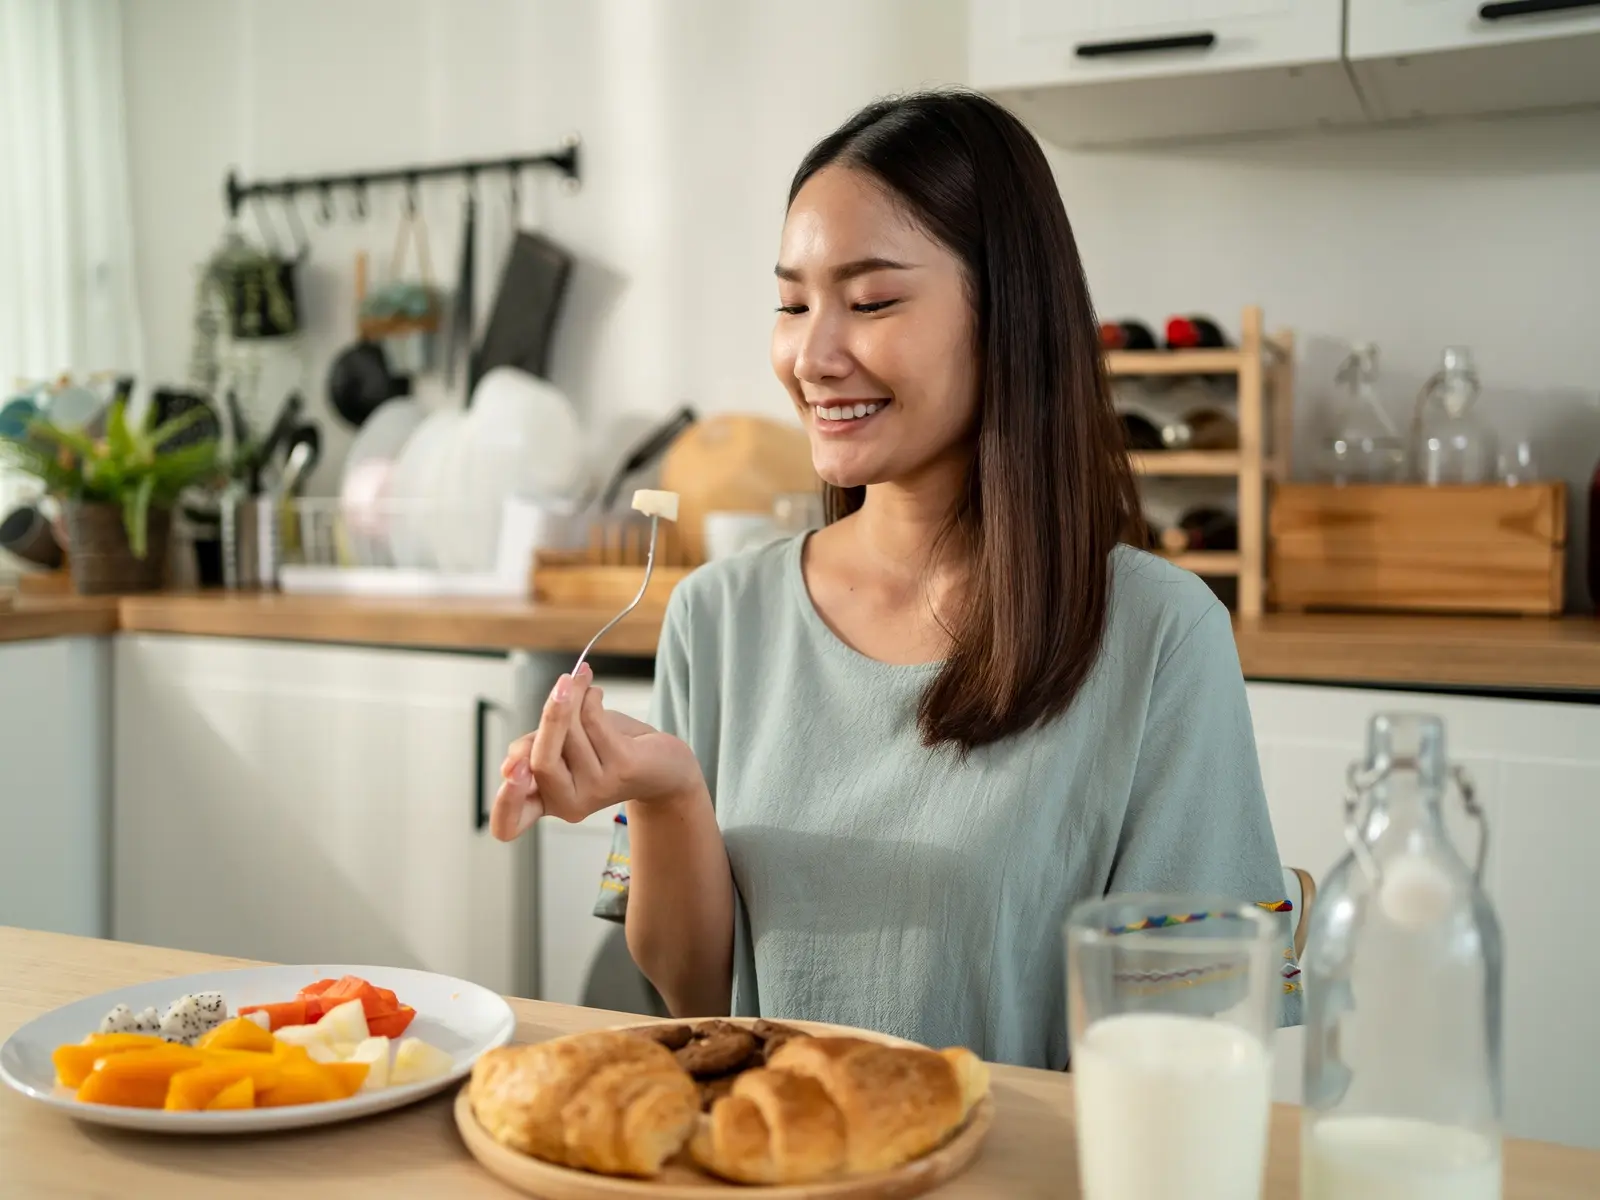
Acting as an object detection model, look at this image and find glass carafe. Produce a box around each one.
[1411,347,1495,484]
[1319,343,1405,484]
[1301,712,1503,1200]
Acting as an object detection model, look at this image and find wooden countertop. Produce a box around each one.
[4,928,1595,1198]
[3,589,1599,692]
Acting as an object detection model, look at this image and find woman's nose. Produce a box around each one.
[793,311,852,384]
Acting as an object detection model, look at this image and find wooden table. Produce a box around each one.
[2,929,1597,1198]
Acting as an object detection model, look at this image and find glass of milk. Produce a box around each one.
[1066,894,1282,1200]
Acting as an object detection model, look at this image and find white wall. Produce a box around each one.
[121,3,1600,604]
[120,0,965,497]
[1047,113,1600,609]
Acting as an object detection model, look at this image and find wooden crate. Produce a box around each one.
[1269,483,1566,615]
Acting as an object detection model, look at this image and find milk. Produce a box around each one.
[1303,1115,1502,1200]
[1074,1012,1271,1200]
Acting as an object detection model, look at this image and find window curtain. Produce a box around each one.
[0,0,145,390]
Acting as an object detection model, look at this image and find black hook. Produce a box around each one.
[317,184,334,224]
[351,179,368,221]
[507,167,520,217]
[403,175,419,219]
[281,191,311,261]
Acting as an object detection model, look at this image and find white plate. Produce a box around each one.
[0,963,515,1134]
[387,407,465,569]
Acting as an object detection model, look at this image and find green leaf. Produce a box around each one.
[123,475,155,560]
[27,419,99,459]
[105,398,135,461]
[148,404,211,450]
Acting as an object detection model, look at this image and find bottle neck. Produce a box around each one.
[1360,774,1447,845]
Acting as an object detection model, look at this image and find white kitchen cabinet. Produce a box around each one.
[970,0,1363,146]
[1248,681,1600,1150]
[113,634,539,997]
[0,636,110,937]
[1348,0,1600,120]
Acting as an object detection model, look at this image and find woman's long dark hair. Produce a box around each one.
[789,89,1139,752]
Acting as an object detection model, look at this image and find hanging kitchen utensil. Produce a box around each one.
[596,405,698,511]
[328,254,412,428]
[446,181,477,389]
[360,181,442,375]
[473,229,573,389]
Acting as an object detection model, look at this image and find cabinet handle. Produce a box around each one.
[1075,32,1216,59]
[474,697,501,832]
[1480,0,1600,18]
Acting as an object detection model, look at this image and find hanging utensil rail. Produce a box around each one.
[222,136,581,218]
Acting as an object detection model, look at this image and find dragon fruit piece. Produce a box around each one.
[189,991,227,1023]
[97,1004,139,1034]
[131,1006,164,1036]
[159,995,211,1044]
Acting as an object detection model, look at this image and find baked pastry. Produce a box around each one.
[469,1030,699,1178]
[635,1023,694,1051]
[675,1020,759,1076]
[690,1037,990,1184]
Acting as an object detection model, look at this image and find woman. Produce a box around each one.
[492,89,1295,1070]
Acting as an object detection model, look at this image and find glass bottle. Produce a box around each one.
[1411,347,1496,484]
[1301,712,1503,1200]
[1319,343,1406,484]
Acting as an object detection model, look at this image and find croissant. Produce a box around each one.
[690,1037,990,1184]
[469,1030,699,1178]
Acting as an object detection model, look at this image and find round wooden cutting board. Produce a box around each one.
[453,1018,995,1200]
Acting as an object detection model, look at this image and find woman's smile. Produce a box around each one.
[809,398,890,433]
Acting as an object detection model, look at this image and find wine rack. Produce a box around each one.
[1109,304,1294,619]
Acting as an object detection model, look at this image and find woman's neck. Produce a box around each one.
[850,454,970,598]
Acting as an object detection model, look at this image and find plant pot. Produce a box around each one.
[63,501,171,595]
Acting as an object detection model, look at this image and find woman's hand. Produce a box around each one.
[491,663,702,841]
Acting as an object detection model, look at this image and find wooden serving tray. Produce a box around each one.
[453,1018,995,1199]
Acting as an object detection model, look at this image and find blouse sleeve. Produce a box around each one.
[1106,599,1304,1025]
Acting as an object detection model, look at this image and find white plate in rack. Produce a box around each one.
[0,963,515,1134]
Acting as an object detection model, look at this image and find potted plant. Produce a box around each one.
[0,394,220,594]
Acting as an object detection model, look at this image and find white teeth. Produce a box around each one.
[817,402,883,422]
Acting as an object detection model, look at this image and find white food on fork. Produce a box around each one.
[569,490,681,678]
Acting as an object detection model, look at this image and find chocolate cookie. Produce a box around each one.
[675,1022,758,1077]
[698,1072,739,1111]
[633,1023,693,1051]
[752,1019,810,1063]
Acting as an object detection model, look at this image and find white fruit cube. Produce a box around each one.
[272,1023,331,1048]
[630,489,679,522]
[242,1010,272,1031]
[390,1037,454,1086]
[348,1036,391,1090]
[305,1043,342,1064]
[318,998,369,1044]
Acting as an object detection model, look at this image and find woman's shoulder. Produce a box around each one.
[664,533,801,636]
[1104,544,1234,668]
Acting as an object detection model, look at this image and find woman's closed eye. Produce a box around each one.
[774,299,901,315]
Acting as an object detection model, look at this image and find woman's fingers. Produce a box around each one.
[490,775,542,841]
[500,732,535,780]
[559,679,606,799]
[529,672,580,817]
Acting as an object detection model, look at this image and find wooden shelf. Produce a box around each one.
[1160,551,1242,575]
[1107,348,1246,376]
[1130,450,1243,476]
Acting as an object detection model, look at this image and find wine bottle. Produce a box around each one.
[1158,506,1238,554]
[1160,408,1240,452]
[1120,411,1165,451]
[1100,320,1158,352]
[1164,315,1229,350]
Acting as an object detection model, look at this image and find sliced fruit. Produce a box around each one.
[320,1061,369,1099]
[75,1046,205,1108]
[347,1036,390,1090]
[390,1038,453,1086]
[366,1007,416,1039]
[305,1044,342,1064]
[242,1010,272,1031]
[164,1058,283,1111]
[204,1076,255,1110]
[271,1023,331,1049]
[317,998,369,1045]
[272,1041,315,1066]
[53,1034,167,1088]
[255,1065,340,1108]
[197,1017,277,1054]
[238,999,309,1030]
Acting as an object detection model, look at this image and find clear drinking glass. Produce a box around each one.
[1067,894,1281,1200]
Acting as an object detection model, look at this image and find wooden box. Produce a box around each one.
[1269,483,1566,616]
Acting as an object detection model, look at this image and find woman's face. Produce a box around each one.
[771,166,978,492]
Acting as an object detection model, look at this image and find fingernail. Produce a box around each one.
[577,662,593,680]
[553,674,572,702]
[512,760,531,788]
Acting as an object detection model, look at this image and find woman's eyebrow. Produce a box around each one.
[774,257,916,283]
